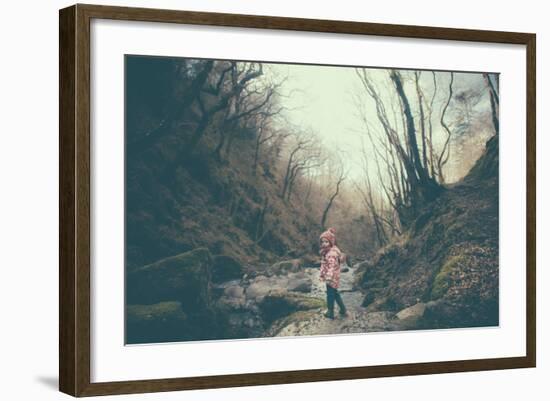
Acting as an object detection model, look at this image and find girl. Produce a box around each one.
[319,227,348,319]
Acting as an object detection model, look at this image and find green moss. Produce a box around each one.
[264,290,324,310]
[294,296,325,310]
[431,255,467,300]
[173,247,212,269]
[127,301,186,323]
[280,310,318,326]
[127,247,213,307]
[259,290,324,323]
[137,247,212,272]
[267,310,319,336]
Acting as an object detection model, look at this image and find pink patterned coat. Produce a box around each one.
[320,246,342,289]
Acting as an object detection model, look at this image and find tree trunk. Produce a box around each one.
[321,174,345,229]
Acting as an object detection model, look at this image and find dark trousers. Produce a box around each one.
[326,284,346,315]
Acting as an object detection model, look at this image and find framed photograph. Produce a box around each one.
[59,3,536,397]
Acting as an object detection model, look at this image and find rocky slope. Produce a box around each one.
[355,135,499,329]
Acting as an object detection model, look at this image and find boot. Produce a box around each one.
[334,291,348,317]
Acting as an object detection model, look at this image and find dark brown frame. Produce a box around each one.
[59,3,536,397]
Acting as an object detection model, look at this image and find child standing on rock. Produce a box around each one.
[319,227,348,319]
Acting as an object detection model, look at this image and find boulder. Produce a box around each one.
[396,303,427,328]
[211,254,244,283]
[359,311,400,331]
[245,275,293,301]
[217,284,247,309]
[127,301,187,324]
[216,284,265,338]
[224,284,245,299]
[245,276,275,301]
[126,301,188,344]
[422,297,498,329]
[265,309,320,337]
[126,248,213,309]
[288,278,312,293]
[259,290,324,323]
[267,259,302,276]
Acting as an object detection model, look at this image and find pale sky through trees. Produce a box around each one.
[265,62,495,185]
[266,63,362,178]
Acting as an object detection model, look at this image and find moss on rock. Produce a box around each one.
[211,254,244,283]
[265,310,320,336]
[126,301,189,344]
[259,290,324,323]
[431,255,467,300]
[127,247,213,307]
[127,301,186,323]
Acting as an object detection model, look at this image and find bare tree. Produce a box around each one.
[189,61,265,152]
[353,138,403,246]
[436,72,454,183]
[354,68,455,227]
[280,130,325,202]
[251,106,289,174]
[483,73,499,136]
[320,155,347,230]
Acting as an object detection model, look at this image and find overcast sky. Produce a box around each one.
[264,62,494,184]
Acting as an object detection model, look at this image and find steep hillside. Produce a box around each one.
[126,144,320,270]
[357,135,499,328]
[125,57,322,271]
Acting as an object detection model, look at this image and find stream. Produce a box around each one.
[215,263,406,339]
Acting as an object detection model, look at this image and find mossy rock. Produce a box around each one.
[126,301,188,344]
[288,277,312,293]
[127,301,187,324]
[211,254,244,283]
[127,248,213,308]
[266,309,319,336]
[259,290,324,323]
[431,255,467,300]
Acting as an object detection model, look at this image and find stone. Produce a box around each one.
[211,254,244,283]
[259,290,324,323]
[126,248,213,309]
[245,276,273,301]
[394,302,427,329]
[288,277,313,293]
[245,274,293,301]
[267,259,302,276]
[217,284,247,309]
[396,302,427,320]
[126,301,189,344]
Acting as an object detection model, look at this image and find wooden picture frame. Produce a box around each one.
[59,3,536,397]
